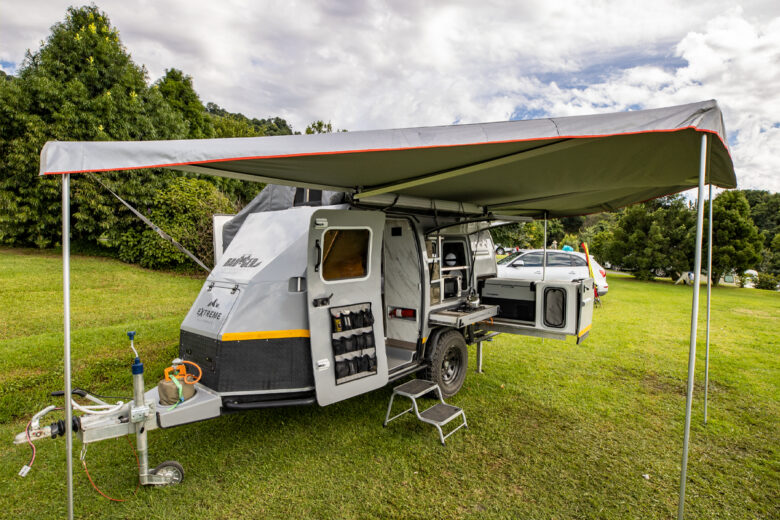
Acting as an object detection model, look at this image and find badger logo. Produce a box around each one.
[223,254,261,268]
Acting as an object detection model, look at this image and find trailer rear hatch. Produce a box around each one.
[480,277,594,342]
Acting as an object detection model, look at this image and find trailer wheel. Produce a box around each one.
[423,330,468,398]
[151,460,184,485]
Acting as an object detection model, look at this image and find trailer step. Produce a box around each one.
[383,379,467,445]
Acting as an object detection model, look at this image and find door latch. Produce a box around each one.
[312,293,333,308]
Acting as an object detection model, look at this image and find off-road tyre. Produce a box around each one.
[422,330,468,398]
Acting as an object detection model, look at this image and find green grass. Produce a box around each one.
[1,248,778,519]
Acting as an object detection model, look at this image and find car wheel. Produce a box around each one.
[496,247,505,255]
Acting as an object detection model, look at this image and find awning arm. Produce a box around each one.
[353,138,594,200]
[424,214,531,235]
[170,164,349,193]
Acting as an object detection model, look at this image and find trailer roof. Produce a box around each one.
[39,99,735,217]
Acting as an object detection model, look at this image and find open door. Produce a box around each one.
[307,209,388,405]
[480,278,594,342]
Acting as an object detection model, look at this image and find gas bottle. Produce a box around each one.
[157,378,196,406]
[157,359,201,406]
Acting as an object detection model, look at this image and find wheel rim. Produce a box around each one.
[441,346,462,385]
[159,467,182,484]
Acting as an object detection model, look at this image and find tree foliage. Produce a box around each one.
[603,196,694,280]
[206,102,294,136]
[118,177,235,269]
[491,221,546,249]
[0,5,187,248]
[706,190,763,284]
[155,68,214,139]
[742,190,780,247]
[0,5,296,263]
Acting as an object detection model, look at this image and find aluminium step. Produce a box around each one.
[418,403,463,426]
[392,379,439,398]
[383,379,468,445]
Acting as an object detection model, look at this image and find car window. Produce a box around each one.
[517,252,543,267]
[547,252,573,266]
[497,251,521,265]
[571,255,588,267]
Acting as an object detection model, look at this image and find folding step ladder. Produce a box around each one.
[383,379,467,445]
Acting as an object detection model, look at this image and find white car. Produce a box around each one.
[496,249,609,296]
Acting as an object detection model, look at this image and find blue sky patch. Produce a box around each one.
[510,107,547,121]
[0,60,16,74]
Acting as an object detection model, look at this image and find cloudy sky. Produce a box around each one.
[2,1,779,191]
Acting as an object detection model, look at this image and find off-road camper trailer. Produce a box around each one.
[18,100,736,512]
[175,189,595,414]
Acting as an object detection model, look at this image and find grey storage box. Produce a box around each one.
[481,278,536,322]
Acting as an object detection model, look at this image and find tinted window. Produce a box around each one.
[571,255,588,267]
[547,252,573,266]
[322,229,370,281]
[517,252,543,267]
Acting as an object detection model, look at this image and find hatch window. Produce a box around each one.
[322,229,370,281]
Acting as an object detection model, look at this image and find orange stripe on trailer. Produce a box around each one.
[577,324,592,338]
[221,329,311,341]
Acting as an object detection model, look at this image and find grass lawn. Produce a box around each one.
[1,247,778,519]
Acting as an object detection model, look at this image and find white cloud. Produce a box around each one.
[0,0,778,190]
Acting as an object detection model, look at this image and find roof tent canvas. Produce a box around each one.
[40,100,735,216]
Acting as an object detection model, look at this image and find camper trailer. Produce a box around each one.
[178,186,594,414]
[16,100,736,493]
[15,188,595,483]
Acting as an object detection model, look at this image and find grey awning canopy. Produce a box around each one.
[39,99,735,217]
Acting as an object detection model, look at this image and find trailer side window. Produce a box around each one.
[322,229,370,281]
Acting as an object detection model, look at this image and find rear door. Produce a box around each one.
[306,209,388,405]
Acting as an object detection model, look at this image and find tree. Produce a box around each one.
[742,190,780,247]
[0,5,187,248]
[117,177,235,269]
[706,191,763,285]
[560,215,585,234]
[306,120,333,134]
[652,195,695,280]
[765,233,780,276]
[305,120,347,134]
[155,68,214,139]
[205,102,295,136]
[491,221,545,249]
[605,204,667,280]
[580,213,616,264]
[545,219,565,247]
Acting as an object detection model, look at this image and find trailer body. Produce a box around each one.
[167,200,594,424]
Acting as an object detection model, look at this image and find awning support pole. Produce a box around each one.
[704,181,713,425]
[542,212,548,281]
[678,133,708,520]
[63,174,74,520]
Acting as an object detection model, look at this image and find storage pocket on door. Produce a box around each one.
[543,287,566,328]
[330,302,377,384]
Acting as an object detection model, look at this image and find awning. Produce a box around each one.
[39,99,735,217]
